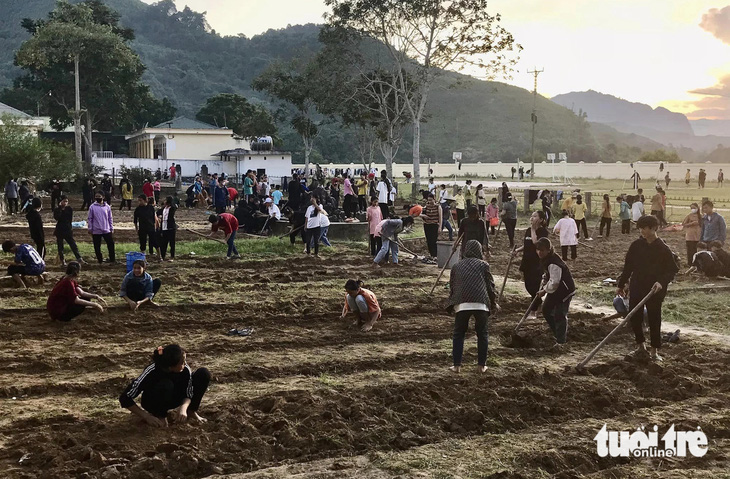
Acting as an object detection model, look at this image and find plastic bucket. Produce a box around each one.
[436,241,460,269]
[126,252,146,273]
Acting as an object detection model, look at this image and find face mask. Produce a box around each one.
[691,208,698,214]
[96,198,103,203]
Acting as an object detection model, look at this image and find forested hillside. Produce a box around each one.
[0,0,672,164]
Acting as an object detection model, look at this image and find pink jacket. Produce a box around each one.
[366,206,382,235]
[486,204,499,219]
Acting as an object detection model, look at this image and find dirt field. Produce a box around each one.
[1,204,729,478]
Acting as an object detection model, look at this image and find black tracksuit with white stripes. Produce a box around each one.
[119,363,210,418]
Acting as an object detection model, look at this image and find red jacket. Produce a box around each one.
[142,182,154,198]
[212,213,239,235]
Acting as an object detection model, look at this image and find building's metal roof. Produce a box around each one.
[152,117,222,130]
[0,102,32,119]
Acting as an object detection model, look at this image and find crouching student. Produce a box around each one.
[47,261,107,321]
[119,344,210,427]
[340,279,381,332]
[446,239,499,374]
[2,240,46,289]
[617,214,679,361]
[535,238,576,348]
[373,216,415,267]
[120,260,161,312]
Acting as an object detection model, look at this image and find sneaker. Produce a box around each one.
[230,254,241,260]
[586,237,594,241]
[650,352,663,362]
[550,342,565,351]
[628,347,650,359]
[596,235,603,238]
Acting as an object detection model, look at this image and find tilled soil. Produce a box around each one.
[0,217,728,478]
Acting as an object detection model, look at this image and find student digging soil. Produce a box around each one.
[340,279,381,332]
[617,215,679,362]
[446,239,499,373]
[120,344,210,427]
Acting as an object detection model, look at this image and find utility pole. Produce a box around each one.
[528,67,543,179]
[73,54,83,172]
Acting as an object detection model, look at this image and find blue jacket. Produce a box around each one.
[701,212,727,244]
[120,271,155,299]
[214,185,228,206]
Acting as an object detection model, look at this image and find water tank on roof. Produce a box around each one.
[251,136,274,151]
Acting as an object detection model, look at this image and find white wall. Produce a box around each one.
[93,154,293,180]
[306,160,730,182]
[165,134,246,160]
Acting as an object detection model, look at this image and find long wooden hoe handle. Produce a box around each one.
[576,284,660,370]
[186,228,227,245]
[513,284,546,332]
[499,246,517,301]
[429,234,463,295]
[278,224,304,239]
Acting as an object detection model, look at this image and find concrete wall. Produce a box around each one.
[165,134,246,161]
[304,160,730,182]
[93,154,293,180]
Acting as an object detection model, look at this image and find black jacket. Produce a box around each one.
[134,204,157,233]
[156,205,178,231]
[617,237,678,294]
[26,208,44,243]
[542,253,576,302]
[53,206,74,237]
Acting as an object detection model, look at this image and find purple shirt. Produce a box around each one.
[87,202,114,234]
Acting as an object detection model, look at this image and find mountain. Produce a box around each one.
[551,90,730,154]
[0,0,685,164]
[551,90,694,136]
[690,119,730,138]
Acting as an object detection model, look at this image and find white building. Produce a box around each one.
[125,116,248,160]
[0,101,45,134]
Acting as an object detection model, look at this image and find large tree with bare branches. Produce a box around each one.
[325,0,520,193]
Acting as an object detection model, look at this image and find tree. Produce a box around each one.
[638,149,681,164]
[13,1,175,168]
[196,93,278,142]
[0,114,76,188]
[252,61,329,180]
[316,26,414,179]
[325,0,520,193]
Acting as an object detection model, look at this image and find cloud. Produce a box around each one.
[700,5,730,44]
[684,74,730,119]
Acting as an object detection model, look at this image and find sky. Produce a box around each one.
[142,0,730,120]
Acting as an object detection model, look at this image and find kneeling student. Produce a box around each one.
[340,279,381,332]
[2,240,46,289]
[120,260,161,312]
[535,238,576,348]
[119,344,210,427]
[47,261,107,321]
[616,214,678,362]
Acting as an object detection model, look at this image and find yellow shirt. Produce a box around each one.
[572,202,587,221]
[561,198,573,213]
[356,179,368,196]
[121,183,133,200]
[454,194,465,210]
